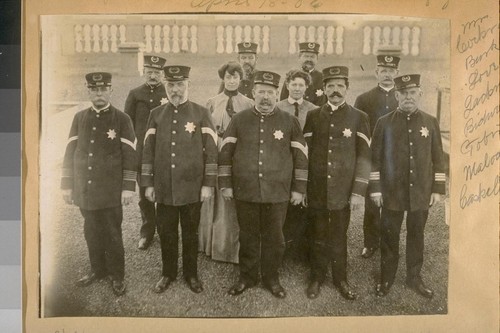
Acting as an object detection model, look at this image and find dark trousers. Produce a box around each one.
[380,208,429,286]
[363,197,381,249]
[80,206,124,281]
[156,202,202,279]
[283,203,310,261]
[138,186,156,240]
[235,200,288,285]
[309,205,350,285]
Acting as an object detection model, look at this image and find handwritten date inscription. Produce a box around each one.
[191,0,322,12]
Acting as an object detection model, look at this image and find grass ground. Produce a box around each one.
[42,192,448,318]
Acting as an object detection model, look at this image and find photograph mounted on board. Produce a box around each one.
[39,13,450,318]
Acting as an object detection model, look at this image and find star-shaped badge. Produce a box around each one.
[420,126,429,138]
[315,89,324,97]
[107,129,117,140]
[160,97,168,105]
[274,130,284,140]
[185,122,196,134]
[343,128,352,138]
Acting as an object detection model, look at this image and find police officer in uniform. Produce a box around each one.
[219,42,259,99]
[124,55,168,250]
[280,42,325,106]
[219,71,308,298]
[141,65,218,294]
[370,74,446,299]
[354,54,400,259]
[303,66,371,300]
[61,72,137,296]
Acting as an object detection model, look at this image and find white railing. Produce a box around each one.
[216,25,270,54]
[288,25,344,55]
[143,25,198,54]
[74,24,126,53]
[362,26,421,56]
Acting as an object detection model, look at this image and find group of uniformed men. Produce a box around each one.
[61,41,446,301]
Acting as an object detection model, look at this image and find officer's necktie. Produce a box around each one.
[223,89,239,118]
[293,102,300,117]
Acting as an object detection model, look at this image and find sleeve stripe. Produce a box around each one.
[202,127,218,147]
[355,177,369,184]
[67,136,78,144]
[220,137,237,150]
[291,141,308,158]
[370,171,380,181]
[370,192,382,197]
[120,137,137,151]
[205,163,218,176]
[303,132,312,138]
[123,170,138,181]
[143,128,156,145]
[218,165,232,177]
[357,132,371,147]
[141,164,153,176]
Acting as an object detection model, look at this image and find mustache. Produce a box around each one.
[329,92,343,98]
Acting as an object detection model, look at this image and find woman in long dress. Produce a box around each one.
[199,61,254,263]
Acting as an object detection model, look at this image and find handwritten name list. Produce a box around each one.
[457,14,500,208]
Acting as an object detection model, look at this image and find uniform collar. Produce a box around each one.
[146,82,162,89]
[288,97,304,105]
[92,103,111,113]
[378,84,394,92]
[253,106,276,117]
[327,101,345,111]
[397,107,419,117]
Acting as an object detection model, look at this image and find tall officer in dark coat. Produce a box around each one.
[279,42,325,106]
[61,72,137,296]
[124,55,167,250]
[218,42,259,99]
[141,65,218,294]
[370,74,446,299]
[303,66,371,300]
[354,55,400,259]
[219,71,308,298]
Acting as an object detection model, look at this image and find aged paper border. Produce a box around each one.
[23,0,499,332]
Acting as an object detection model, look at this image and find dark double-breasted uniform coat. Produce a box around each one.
[280,69,325,106]
[61,104,137,281]
[218,107,308,284]
[303,102,371,284]
[141,100,218,279]
[354,85,398,250]
[369,108,446,285]
[124,82,168,241]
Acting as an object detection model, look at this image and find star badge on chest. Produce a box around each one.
[274,130,284,140]
[185,122,196,134]
[107,129,117,140]
[315,89,324,97]
[420,126,429,138]
[342,128,352,138]
[160,97,169,105]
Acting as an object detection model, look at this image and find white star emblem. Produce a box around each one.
[343,128,352,138]
[185,122,196,134]
[107,129,117,140]
[274,130,284,140]
[160,97,168,105]
[420,126,429,138]
[315,89,324,97]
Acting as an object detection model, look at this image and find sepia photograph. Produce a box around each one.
[38,13,451,319]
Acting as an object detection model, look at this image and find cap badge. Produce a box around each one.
[169,67,180,74]
[151,56,159,63]
[402,75,411,82]
[262,72,274,81]
[92,73,103,81]
[330,68,341,75]
[385,56,393,63]
[308,42,315,49]
[243,42,251,48]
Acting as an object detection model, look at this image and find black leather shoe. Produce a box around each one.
[375,281,391,297]
[154,276,174,293]
[76,272,102,287]
[186,277,203,293]
[264,281,287,299]
[228,279,255,296]
[406,280,434,299]
[138,237,151,250]
[306,281,321,299]
[361,247,378,258]
[336,281,357,300]
[111,280,126,296]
